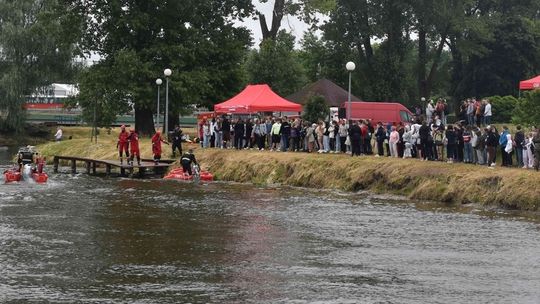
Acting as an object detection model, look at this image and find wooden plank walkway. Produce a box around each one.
[53,156,175,178]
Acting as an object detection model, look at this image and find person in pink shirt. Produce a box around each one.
[389,126,399,157]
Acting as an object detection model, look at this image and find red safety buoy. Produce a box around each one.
[4,169,22,183]
[164,172,193,180]
[32,172,48,183]
[199,171,214,182]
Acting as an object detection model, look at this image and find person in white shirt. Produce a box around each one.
[54,127,63,141]
[426,100,435,124]
[484,99,492,126]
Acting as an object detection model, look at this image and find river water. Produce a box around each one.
[1,151,540,303]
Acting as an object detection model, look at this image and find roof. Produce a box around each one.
[286,78,361,107]
[214,84,302,113]
[519,75,540,90]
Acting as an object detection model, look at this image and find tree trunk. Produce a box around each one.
[418,25,428,99]
[134,105,155,137]
[424,26,450,98]
[258,0,285,41]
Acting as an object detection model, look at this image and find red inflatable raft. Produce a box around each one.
[164,167,214,181]
[4,169,22,183]
[31,172,48,183]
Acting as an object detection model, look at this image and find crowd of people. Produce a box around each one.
[197,101,540,170]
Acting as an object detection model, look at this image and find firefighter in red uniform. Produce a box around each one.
[151,131,169,164]
[128,129,141,166]
[117,125,130,164]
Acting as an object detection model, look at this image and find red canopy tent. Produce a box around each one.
[214,84,302,113]
[519,75,540,90]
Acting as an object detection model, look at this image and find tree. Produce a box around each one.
[486,95,518,123]
[303,95,329,123]
[245,31,307,96]
[0,0,79,131]
[71,0,253,135]
[257,0,336,41]
[321,0,414,103]
[447,0,540,104]
[512,91,540,127]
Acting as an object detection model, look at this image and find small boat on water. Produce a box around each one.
[3,168,22,183]
[164,165,214,182]
[3,146,48,184]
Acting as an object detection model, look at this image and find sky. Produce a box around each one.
[239,0,315,47]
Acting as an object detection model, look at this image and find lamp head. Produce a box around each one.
[156,78,163,85]
[346,61,356,71]
[164,68,172,77]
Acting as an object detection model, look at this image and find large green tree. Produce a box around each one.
[72,0,253,135]
[0,0,79,131]
[245,31,307,96]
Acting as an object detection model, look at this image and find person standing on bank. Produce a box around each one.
[128,129,141,166]
[117,125,130,164]
[54,127,63,141]
[151,131,169,165]
[171,125,183,157]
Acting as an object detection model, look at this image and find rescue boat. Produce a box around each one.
[3,168,22,183]
[4,146,48,184]
[164,167,214,182]
[31,172,49,183]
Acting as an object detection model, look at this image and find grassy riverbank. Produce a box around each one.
[35,127,540,211]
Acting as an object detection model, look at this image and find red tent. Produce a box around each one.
[214,84,302,113]
[519,75,540,90]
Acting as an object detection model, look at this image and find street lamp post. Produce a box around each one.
[163,68,172,134]
[346,62,356,122]
[155,78,162,129]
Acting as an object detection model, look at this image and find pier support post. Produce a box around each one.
[53,156,59,173]
[106,164,111,175]
[139,167,146,178]
[92,162,97,174]
[86,161,91,174]
[71,159,77,174]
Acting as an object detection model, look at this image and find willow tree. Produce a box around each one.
[0,0,79,131]
[72,0,253,135]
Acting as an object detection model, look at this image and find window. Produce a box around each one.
[400,111,410,122]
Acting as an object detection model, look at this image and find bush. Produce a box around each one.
[302,95,329,123]
[486,95,518,123]
[512,90,540,128]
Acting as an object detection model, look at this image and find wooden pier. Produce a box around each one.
[52,156,175,177]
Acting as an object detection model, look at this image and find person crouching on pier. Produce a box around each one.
[151,131,169,165]
[117,125,130,164]
[128,129,141,166]
[181,148,198,175]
